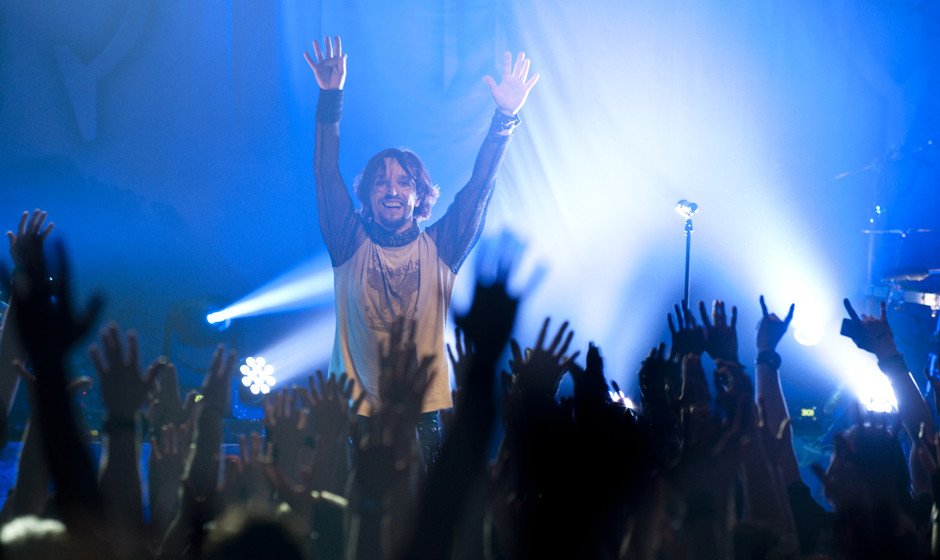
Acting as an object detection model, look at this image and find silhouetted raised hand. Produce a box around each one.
[6,209,54,295]
[346,319,434,559]
[668,301,705,360]
[378,319,434,422]
[90,322,163,422]
[7,230,107,551]
[263,387,311,483]
[90,322,165,557]
[1,209,57,410]
[304,370,362,494]
[569,342,610,408]
[842,298,899,361]
[757,295,794,353]
[699,299,738,363]
[638,342,681,411]
[147,361,196,440]
[508,317,579,400]
[148,422,190,547]
[184,344,237,501]
[220,432,274,509]
[679,353,711,410]
[446,327,473,392]
[10,236,102,369]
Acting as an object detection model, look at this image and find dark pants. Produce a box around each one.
[356,410,444,471]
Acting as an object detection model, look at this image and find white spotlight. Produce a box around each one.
[855,372,898,413]
[207,310,230,325]
[794,321,825,347]
[789,299,826,347]
[206,257,334,324]
[240,356,276,395]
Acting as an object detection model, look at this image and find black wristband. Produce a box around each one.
[877,353,906,375]
[491,109,520,133]
[756,350,782,370]
[316,89,343,123]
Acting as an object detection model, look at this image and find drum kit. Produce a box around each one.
[864,230,940,387]
[849,140,940,387]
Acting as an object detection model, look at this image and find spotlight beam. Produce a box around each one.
[207,259,334,324]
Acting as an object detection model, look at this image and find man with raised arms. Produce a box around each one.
[305,36,538,462]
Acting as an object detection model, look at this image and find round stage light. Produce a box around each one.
[240,356,276,395]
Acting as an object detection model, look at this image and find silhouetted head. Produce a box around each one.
[824,423,911,511]
[202,508,304,560]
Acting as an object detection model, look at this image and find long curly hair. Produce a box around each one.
[353,148,439,222]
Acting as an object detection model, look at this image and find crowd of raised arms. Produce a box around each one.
[2,208,940,560]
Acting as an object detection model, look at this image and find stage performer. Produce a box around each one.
[304,35,538,462]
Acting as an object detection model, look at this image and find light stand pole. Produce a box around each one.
[675,200,699,305]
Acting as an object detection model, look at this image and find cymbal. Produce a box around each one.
[867,284,940,311]
[882,267,936,282]
[861,228,934,235]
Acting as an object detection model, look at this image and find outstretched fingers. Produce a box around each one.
[698,300,712,329]
[501,51,512,79]
[332,35,342,58]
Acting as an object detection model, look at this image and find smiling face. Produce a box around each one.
[369,157,419,234]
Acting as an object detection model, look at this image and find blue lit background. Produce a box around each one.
[2,1,939,416]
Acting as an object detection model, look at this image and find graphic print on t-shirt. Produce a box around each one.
[365,248,420,331]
